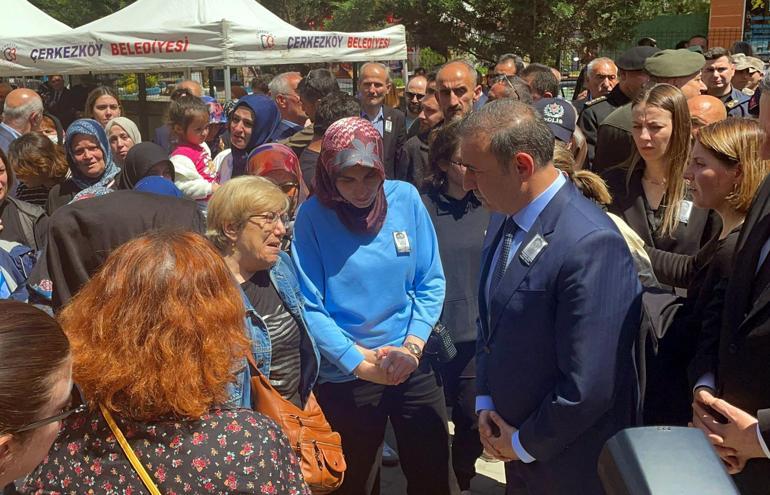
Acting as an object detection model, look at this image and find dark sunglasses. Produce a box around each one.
[15,384,87,433]
[405,91,425,101]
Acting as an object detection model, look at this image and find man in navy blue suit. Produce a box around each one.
[457,100,642,494]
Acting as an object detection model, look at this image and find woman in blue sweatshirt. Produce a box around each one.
[291,117,458,494]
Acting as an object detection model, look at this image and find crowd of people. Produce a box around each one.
[1,33,770,495]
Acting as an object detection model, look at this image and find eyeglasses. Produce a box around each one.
[248,211,290,228]
[15,384,87,433]
[405,91,425,101]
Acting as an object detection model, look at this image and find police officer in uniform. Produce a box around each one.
[594,49,706,173]
[702,46,751,117]
[578,45,659,169]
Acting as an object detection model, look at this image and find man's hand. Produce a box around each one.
[478,410,519,462]
[692,392,765,473]
[378,347,418,385]
[357,345,381,365]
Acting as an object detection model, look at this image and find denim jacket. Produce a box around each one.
[225,251,320,409]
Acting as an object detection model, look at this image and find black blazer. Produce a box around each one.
[603,164,718,264]
[381,106,406,179]
[691,175,770,490]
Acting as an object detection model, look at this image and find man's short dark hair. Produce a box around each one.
[497,53,525,75]
[528,71,560,98]
[458,99,554,170]
[313,92,361,135]
[251,73,273,94]
[703,47,731,61]
[519,63,552,78]
[490,76,533,104]
[298,69,340,103]
[675,40,688,49]
[414,67,427,77]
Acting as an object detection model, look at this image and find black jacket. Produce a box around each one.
[396,132,429,189]
[39,190,205,309]
[691,175,770,492]
[381,106,407,179]
[577,85,632,170]
[603,164,718,259]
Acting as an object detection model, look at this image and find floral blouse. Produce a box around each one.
[22,408,310,495]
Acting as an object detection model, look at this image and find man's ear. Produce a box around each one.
[0,433,14,472]
[514,151,536,180]
[473,84,483,103]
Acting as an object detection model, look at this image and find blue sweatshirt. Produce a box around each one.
[291,180,446,383]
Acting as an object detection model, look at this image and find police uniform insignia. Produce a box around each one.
[726,99,739,109]
[584,96,607,107]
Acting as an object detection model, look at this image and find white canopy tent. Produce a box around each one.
[0,0,408,80]
[2,0,72,37]
[0,0,72,67]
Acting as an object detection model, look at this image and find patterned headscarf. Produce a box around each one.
[315,117,387,235]
[247,143,309,213]
[65,118,120,190]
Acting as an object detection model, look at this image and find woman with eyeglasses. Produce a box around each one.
[0,301,73,491]
[206,176,319,409]
[22,231,311,494]
[422,120,489,492]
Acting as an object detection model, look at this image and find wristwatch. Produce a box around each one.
[404,342,423,360]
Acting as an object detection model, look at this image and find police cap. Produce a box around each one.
[617,46,660,71]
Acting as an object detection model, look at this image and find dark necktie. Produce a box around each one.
[491,217,518,295]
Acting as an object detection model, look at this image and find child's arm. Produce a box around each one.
[170,154,214,200]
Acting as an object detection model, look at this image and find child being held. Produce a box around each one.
[169,95,219,206]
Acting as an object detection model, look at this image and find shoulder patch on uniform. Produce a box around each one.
[584,96,608,108]
[726,99,739,109]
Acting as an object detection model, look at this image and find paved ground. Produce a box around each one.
[381,421,508,494]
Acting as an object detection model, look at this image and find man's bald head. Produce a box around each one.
[436,60,481,120]
[3,88,44,134]
[177,79,203,97]
[688,94,727,137]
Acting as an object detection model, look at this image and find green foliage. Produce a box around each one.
[418,48,446,70]
[30,0,136,28]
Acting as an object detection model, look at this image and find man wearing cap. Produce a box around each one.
[578,46,659,169]
[732,53,765,96]
[702,47,751,117]
[594,49,707,173]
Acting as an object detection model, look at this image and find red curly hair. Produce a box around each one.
[58,231,249,421]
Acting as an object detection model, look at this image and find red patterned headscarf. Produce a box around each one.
[315,117,387,234]
[247,143,309,214]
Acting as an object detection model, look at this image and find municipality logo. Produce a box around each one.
[260,33,275,49]
[2,44,17,62]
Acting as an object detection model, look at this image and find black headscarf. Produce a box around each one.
[115,142,175,190]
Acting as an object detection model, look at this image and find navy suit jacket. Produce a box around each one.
[477,181,641,494]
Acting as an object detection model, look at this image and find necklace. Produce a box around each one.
[642,175,667,186]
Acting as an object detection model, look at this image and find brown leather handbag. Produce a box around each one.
[247,354,345,494]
